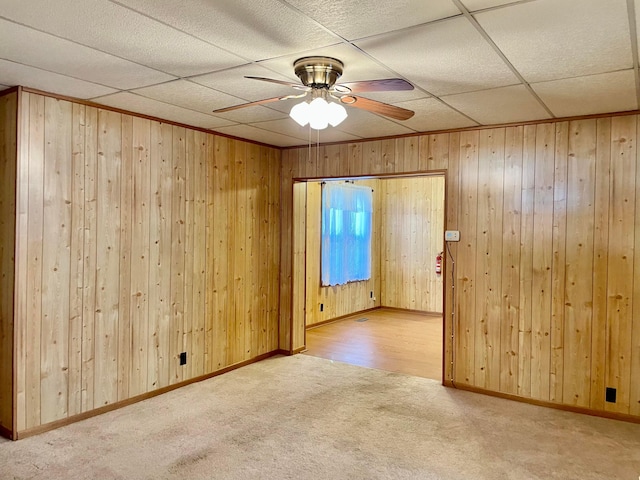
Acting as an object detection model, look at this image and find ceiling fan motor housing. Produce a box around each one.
[294,56,344,88]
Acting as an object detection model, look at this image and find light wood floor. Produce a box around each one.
[303,308,443,381]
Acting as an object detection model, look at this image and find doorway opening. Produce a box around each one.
[293,174,445,381]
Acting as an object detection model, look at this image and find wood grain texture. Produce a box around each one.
[9,92,281,434]
[380,177,444,312]
[0,91,17,434]
[280,113,640,420]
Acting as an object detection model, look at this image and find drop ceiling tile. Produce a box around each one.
[333,108,416,138]
[191,64,301,102]
[92,92,236,129]
[0,59,117,98]
[132,80,246,115]
[442,84,551,125]
[459,0,521,11]
[116,0,339,61]
[476,0,632,83]
[394,97,478,132]
[252,118,362,144]
[532,70,638,118]
[356,16,519,96]
[284,0,461,40]
[213,105,289,124]
[0,19,174,90]
[0,0,246,78]
[257,43,401,84]
[213,124,307,147]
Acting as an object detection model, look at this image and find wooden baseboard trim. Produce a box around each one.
[14,350,281,440]
[380,306,442,317]
[450,382,640,425]
[0,424,14,440]
[275,349,293,356]
[292,346,306,354]
[306,306,381,330]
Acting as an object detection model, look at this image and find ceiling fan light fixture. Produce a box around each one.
[289,97,347,130]
[290,101,310,127]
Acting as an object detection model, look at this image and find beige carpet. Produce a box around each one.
[1,355,639,480]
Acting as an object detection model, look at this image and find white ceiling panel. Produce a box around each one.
[356,16,519,96]
[115,0,340,61]
[459,0,521,12]
[213,124,308,147]
[212,105,289,124]
[250,118,362,144]
[0,59,117,98]
[256,43,401,84]
[442,84,551,124]
[0,0,246,78]
[532,70,638,118]
[284,0,461,40]
[394,97,478,131]
[132,80,247,115]
[333,108,416,138]
[92,92,236,129]
[190,64,299,102]
[476,0,632,83]
[0,19,174,90]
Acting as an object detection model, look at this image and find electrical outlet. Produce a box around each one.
[605,387,616,403]
[445,230,460,242]
[179,352,187,366]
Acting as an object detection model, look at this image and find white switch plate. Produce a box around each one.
[445,230,460,242]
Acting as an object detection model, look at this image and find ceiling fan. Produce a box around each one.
[212,56,415,128]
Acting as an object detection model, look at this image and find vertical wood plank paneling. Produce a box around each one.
[590,118,611,411]
[444,132,461,383]
[14,92,30,432]
[456,130,479,384]
[530,123,555,401]
[279,151,294,351]
[25,93,44,427]
[632,116,640,417]
[148,121,172,390]
[81,106,98,413]
[117,114,132,402]
[518,125,537,398]
[550,121,568,403]
[10,92,283,434]
[474,128,505,391]
[170,126,185,384]
[68,103,85,417]
[500,126,523,395]
[41,97,73,424]
[563,119,596,407]
[605,115,636,414]
[549,122,569,403]
[380,177,444,313]
[191,131,207,375]
[212,137,230,368]
[0,92,17,433]
[94,109,121,407]
[292,182,307,351]
[231,142,246,363]
[129,117,151,396]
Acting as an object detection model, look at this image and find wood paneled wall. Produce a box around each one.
[0,91,17,436]
[280,122,640,419]
[380,176,444,312]
[10,91,281,434]
[303,180,381,327]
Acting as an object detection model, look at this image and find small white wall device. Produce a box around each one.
[445,230,460,242]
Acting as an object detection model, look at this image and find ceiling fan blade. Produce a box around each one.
[244,76,308,90]
[339,95,414,121]
[334,78,413,93]
[212,96,289,113]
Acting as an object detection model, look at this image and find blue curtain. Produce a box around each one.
[321,182,373,286]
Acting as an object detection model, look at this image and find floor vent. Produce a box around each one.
[355,318,368,323]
